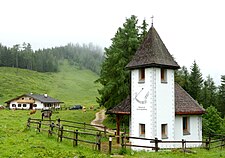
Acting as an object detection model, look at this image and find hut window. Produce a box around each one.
[161,124,168,139]
[161,68,167,83]
[23,104,26,107]
[12,104,16,107]
[22,98,24,100]
[139,124,145,137]
[139,68,145,82]
[183,117,190,135]
[33,104,37,107]
[18,104,21,107]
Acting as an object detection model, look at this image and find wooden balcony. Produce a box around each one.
[16,99,35,103]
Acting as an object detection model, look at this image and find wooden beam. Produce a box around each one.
[116,115,121,144]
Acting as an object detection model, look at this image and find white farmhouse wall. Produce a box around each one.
[33,100,44,109]
[9,100,30,109]
[9,96,44,110]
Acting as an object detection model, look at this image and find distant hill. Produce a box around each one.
[0,60,101,107]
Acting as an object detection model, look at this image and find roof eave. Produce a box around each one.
[106,111,131,115]
[126,63,180,70]
[175,111,206,115]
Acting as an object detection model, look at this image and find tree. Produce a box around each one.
[217,75,225,117]
[175,66,189,91]
[200,75,217,108]
[202,106,223,135]
[139,19,148,43]
[96,15,147,109]
[188,61,203,102]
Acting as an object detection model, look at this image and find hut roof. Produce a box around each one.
[5,94,63,104]
[106,83,205,115]
[126,26,180,70]
[175,83,205,115]
[106,95,131,115]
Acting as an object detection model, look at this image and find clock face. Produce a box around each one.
[134,88,149,104]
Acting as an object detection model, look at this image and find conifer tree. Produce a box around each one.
[175,66,189,91]
[203,106,223,135]
[218,75,225,116]
[200,75,217,108]
[188,61,203,102]
[96,15,148,109]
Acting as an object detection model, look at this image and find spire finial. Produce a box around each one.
[151,15,154,26]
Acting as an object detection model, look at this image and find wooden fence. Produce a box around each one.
[120,133,225,152]
[27,118,225,154]
[206,133,225,150]
[58,126,101,150]
[27,117,106,150]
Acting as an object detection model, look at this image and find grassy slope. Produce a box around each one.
[0,110,225,158]
[0,110,108,158]
[0,61,101,107]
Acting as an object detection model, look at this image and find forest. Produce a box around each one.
[0,42,103,74]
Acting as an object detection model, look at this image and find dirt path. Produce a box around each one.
[91,109,115,134]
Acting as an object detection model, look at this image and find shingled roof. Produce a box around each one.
[106,95,131,115]
[107,83,205,115]
[5,94,63,103]
[175,83,205,115]
[126,25,180,69]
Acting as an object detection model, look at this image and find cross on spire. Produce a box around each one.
[151,15,154,26]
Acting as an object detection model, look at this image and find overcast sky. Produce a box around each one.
[0,0,224,85]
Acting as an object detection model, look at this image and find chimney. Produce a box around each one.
[44,94,48,98]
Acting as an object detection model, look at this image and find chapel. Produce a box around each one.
[107,24,205,150]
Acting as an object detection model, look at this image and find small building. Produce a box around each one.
[107,24,205,150]
[5,93,63,110]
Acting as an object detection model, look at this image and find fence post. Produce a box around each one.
[121,133,124,149]
[75,129,78,146]
[221,136,225,150]
[57,118,61,127]
[208,133,211,150]
[205,139,210,150]
[84,122,86,131]
[27,118,31,128]
[73,130,78,147]
[48,122,54,136]
[109,136,112,155]
[154,137,159,152]
[96,132,101,151]
[104,126,107,137]
[182,139,186,152]
[37,121,41,132]
[60,126,63,142]
[57,124,61,142]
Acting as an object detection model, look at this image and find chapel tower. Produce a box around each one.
[126,25,180,148]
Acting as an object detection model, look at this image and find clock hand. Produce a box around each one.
[135,88,144,98]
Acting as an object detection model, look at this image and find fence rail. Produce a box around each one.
[27,118,225,154]
[27,117,108,135]
[27,117,102,150]
[120,134,224,152]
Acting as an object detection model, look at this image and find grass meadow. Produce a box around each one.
[1,109,225,158]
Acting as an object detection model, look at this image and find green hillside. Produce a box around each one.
[0,60,101,107]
